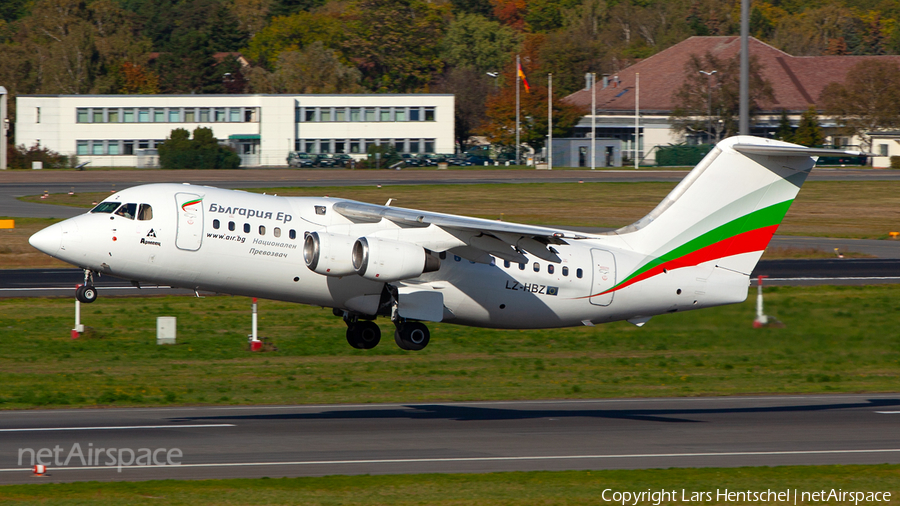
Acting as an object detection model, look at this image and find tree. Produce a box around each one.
[670,51,774,141]
[433,67,495,152]
[119,61,160,94]
[242,11,342,69]
[246,41,362,93]
[342,0,445,93]
[792,107,823,147]
[158,127,240,170]
[440,14,521,74]
[820,60,900,151]
[537,0,606,96]
[775,109,794,143]
[524,0,580,33]
[156,31,235,93]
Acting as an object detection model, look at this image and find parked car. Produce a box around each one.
[466,155,492,166]
[287,152,315,168]
[447,156,472,166]
[399,153,420,167]
[314,154,336,168]
[332,153,354,167]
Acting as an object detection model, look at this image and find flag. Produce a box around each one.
[517,61,530,92]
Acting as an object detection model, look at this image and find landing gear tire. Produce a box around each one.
[76,285,98,304]
[394,321,430,351]
[346,320,381,349]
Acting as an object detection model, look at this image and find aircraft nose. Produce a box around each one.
[29,222,63,256]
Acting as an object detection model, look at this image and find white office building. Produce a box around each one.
[15,94,455,167]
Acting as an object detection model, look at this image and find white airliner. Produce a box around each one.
[29,137,866,351]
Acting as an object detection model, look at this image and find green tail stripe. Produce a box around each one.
[618,200,794,286]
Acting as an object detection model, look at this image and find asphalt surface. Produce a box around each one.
[3,166,900,218]
[1,394,899,484]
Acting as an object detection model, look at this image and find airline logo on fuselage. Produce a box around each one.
[181,198,203,211]
[208,203,293,224]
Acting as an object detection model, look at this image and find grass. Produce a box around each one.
[0,217,69,269]
[760,247,875,260]
[1,284,899,409]
[0,465,898,504]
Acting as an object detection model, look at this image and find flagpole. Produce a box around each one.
[591,72,596,170]
[635,72,639,170]
[516,55,520,166]
[548,72,553,171]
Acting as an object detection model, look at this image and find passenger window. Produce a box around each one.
[289,229,296,239]
[454,255,461,262]
[90,202,120,214]
[577,268,583,279]
[114,203,137,219]
[504,260,510,268]
[518,263,525,270]
[243,223,250,233]
[548,265,554,274]
[228,221,235,231]
[533,262,540,272]
[138,204,153,221]
[259,225,266,235]
[562,266,569,276]
[213,219,220,229]
[273,227,281,238]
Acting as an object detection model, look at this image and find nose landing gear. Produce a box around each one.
[75,270,98,303]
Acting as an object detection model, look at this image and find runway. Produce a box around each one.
[1,394,898,483]
[3,166,900,218]
[2,259,899,298]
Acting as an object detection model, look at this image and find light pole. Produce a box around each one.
[699,70,717,144]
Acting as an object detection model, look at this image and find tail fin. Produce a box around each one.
[612,136,868,276]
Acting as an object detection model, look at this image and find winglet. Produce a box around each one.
[732,144,874,158]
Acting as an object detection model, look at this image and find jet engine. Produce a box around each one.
[352,237,440,282]
[303,232,357,276]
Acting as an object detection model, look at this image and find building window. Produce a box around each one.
[215,108,226,122]
[305,141,315,153]
[92,142,105,155]
[335,140,346,153]
[350,108,361,121]
[77,109,89,123]
[154,109,164,122]
[424,139,435,153]
[335,109,345,122]
[320,140,331,153]
[410,108,420,121]
[409,139,420,153]
[365,108,375,121]
[138,140,149,149]
[425,107,435,121]
[123,109,135,123]
[395,140,405,152]
[93,109,104,123]
[305,108,316,122]
[139,109,150,122]
[168,109,179,122]
[229,108,240,122]
[107,141,120,155]
[395,109,406,121]
[108,110,119,123]
[380,108,391,122]
[77,141,88,155]
[365,139,375,152]
[185,109,195,122]
[200,109,210,122]
[350,139,361,153]
[36,107,41,123]
[244,108,257,122]
[879,144,889,157]
[321,108,331,122]
[124,141,134,155]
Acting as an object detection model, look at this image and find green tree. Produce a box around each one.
[434,67,496,152]
[241,11,342,69]
[775,109,794,143]
[524,0,580,33]
[247,41,362,93]
[440,14,521,73]
[792,107,823,147]
[158,127,240,169]
[343,0,445,92]
[537,0,606,96]
[820,60,900,151]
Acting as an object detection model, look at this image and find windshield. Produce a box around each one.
[90,202,120,214]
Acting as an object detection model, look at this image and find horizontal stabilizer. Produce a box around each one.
[732,144,873,158]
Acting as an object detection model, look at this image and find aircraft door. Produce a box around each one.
[589,249,616,306]
[175,192,204,251]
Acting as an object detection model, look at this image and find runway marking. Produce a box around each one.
[752,277,900,281]
[876,411,900,414]
[0,424,234,432]
[2,448,899,472]
[0,287,174,292]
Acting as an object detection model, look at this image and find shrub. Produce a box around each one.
[6,142,70,169]
[158,127,241,169]
[890,156,900,169]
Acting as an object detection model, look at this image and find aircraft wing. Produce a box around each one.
[732,144,874,157]
[332,200,592,264]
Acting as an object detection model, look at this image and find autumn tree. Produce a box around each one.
[342,0,445,93]
[119,62,160,94]
[246,41,362,93]
[670,51,774,141]
[242,10,343,69]
[440,14,521,74]
[433,67,496,152]
[820,60,900,151]
[537,0,605,96]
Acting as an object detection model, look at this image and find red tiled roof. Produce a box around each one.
[564,36,900,113]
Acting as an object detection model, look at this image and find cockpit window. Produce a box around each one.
[90,202,120,214]
[138,204,153,221]
[114,203,138,220]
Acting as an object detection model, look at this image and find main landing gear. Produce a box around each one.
[336,310,431,351]
[76,270,98,303]
[346,320,381,349]
[394,321,430,351]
